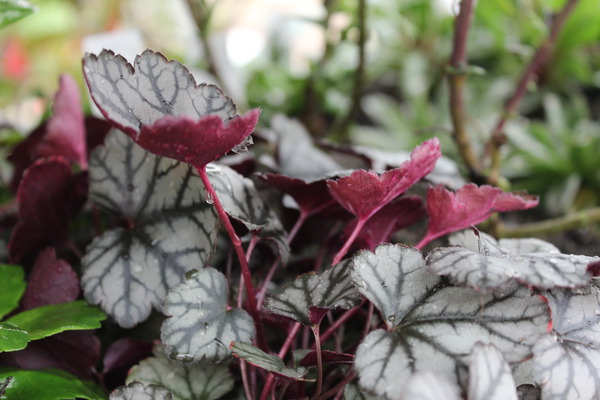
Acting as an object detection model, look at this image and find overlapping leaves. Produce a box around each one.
[231,341,311,381]
[160,267,254,363]
[351,244,549,398]
[82,132,218,328]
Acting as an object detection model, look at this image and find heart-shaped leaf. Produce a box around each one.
[352,245,549,397]
[265,259,360,325]
[426,229,598,292]
[110,381,172,400]
[128,344,234,400]
[230,341,312,381]
[469,343,518,400]
[403,371,461,400]
[83,49,236,138]
[532,286,600,400]
[0,368,106,400]
[82,131,218,328]
[0,264,25,319]
[327,138,440,221]
[161,267,255,363]
[417,184,538,248]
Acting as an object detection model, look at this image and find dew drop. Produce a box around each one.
[132,264,143,273]
[388,315,396,323]
[512,256,524,262]
[170,352,194,363]
[205,190,214,205]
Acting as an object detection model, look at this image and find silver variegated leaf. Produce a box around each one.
[161,267,255,363]
[110,381,172,400]
[426,229,597,292]
[402,371,461,400]
[231,341,312,381]
[449,229,560,255]
[532,286,600,400]
[350,245,439,329]
[83,49,236,135]
[264,259,360,325]
[352,246,549,399]
[128,344,234,400]
[82,132,218,327]
[469,343,518,400]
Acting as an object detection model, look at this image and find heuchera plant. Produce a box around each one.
[2,49,600,400]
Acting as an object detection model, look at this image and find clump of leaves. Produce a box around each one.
[2,49,599,400]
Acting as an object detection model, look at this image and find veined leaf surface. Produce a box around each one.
[265,259,360,325]
[533,286,600,400]
[161,267,254,363]
[83,49,236,137]
[469,343,518,400]
[402,371,461,400]
[82,132,218,328]
[352,245,549,398]
[231,341,311,380]
[110,381,172,400]
[426,229,597,292]
[128,344,234,400]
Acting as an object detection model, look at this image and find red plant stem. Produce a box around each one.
[362,302,374,337]
[312,324,324,398]
[260,322,303,400]
[448,0,482,182]
[487,0,581,186]
[316,370,356,400]
[197,166,267,351]
[240,359,253,400]
[331,217,366,266]
[314,299,366,348]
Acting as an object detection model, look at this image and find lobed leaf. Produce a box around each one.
[426,229,598,292]
[532,286,600,400]
[83,49,236,137]
[352,245,549,398]
[230,341,311,381]
[468,343,518,400]
[128,344,234,400]
[265,259,360,325]
[82,132,218,327]
[0,264,25,319]
[0,368,106,400]
[161,267,255,363]
[110,381,171,400]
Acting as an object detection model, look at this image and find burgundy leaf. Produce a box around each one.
[135,109,259,169]
[343,196,425,251]
[417,184,539,248]
[7,123,46,192]
[84,116,112,156]
[327,138,440,221]
[299,350,354,367]
[102,338,154,391]
[8,158,86,265]
[588,261,600,277]
[34,74,87,168]
[20,247,79,310]
[259,173,336,217]
[0,331,100,380]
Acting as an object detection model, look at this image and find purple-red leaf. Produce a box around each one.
[102,338,154,391]
[8,158,87,265]
[35,75,87,169]
[136,109,260,169]
[343,195,424,251]
[20,248,79,310]
[417,184,538,248]
[299,350,353,367]
[327,138,440,221]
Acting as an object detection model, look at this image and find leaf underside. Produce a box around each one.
[82,132,218,328]
[160,267,255,363]
[231,341,311,381]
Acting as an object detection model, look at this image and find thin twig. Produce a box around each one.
[447,0,482,183]
[487,0,581,186]
[331,0,367,142]
[497,207,600,238]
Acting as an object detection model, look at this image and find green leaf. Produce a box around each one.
[0,264,26,319]
[351,244,549,398]
[128,344,234,400]
[5,300,106,341]
[0,322,29,352]
[265,259,360,325]
[0,0,35,29]
[0,368,106,400]
[161,267,255,363]
[82,132,219,328]
[110,381,171,400]
[231,341,312,381]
